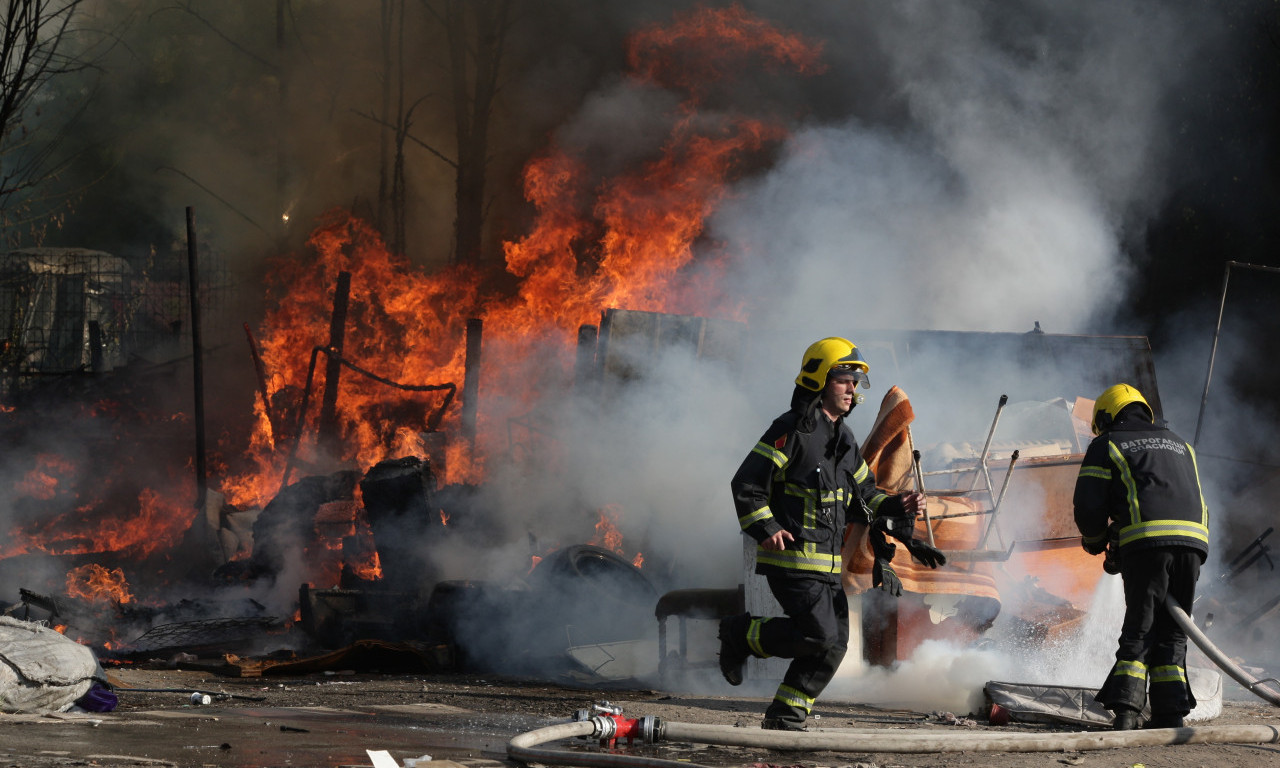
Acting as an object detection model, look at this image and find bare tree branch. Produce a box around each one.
[156,165,270,234]
[0,0,119,240]
[351,107,458,169]
[151,1,277,71]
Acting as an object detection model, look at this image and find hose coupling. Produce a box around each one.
[570,704,659,746]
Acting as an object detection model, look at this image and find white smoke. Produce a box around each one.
[827,639,1004,716]
[610,0,1238,707]
[715,1,1216,341]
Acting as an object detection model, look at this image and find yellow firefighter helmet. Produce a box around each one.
[1092,383,1153,435]
[795,337,870,392]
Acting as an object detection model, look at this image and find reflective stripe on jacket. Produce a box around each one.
[1073,414,1209,560]
[731,396,898,581]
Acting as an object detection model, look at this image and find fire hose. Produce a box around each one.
[508,717,698,768]
[508,704,1280,768]
[1165,594,1280,707]
[508,601,1280,767]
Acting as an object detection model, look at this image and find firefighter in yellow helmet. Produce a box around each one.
[722,337,946,731]
[1074,383,1209,730]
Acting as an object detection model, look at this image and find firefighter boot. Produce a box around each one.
[1112,707,1140,731]
[761,717,807,731]
[1145,714,1185,729]
[718,613,751,686]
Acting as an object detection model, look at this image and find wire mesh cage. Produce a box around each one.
[0,245,234,400]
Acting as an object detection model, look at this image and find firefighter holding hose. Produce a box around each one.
[1073,383,1210,730]
[722,336,946,731]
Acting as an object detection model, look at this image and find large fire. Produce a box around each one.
[4,6,822,597]
[3,461,193,562]
[221,5,820,514]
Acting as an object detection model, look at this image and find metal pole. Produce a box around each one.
[979,450,1020,549]
[906,426,935,548]
[1193,262,1233,448]
[1194,261,1280,447]
[970,394,1008,491]
[185,207,207,512]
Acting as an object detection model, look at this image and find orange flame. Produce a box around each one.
[349,550,382,582]
[222,6,821,515]
[15,453,75,500]
[0,7,823,610]
[627,3,826,102]
[66,563,134,605]
[309,500,384,585]
[3,486,194,560]
[591,504,627,555]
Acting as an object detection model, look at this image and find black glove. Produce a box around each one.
[872,514,917,544]
[1082,537,1107,556]
[872,558,902,596]
[904,538,947,568]
[869,529,897,561]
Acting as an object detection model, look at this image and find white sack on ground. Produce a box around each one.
[0,617,104,713]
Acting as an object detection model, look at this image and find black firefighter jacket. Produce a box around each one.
[1073,413,1209,562]
[731,391,903,582]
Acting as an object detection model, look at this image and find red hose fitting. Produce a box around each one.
[574,703,659,747]
[601,712,639,746]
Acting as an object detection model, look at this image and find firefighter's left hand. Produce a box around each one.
[761,529,795,551]
[900,492,926,519]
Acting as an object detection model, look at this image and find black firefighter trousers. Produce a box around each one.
[728,574,848,728]
[1096,546,1201,718]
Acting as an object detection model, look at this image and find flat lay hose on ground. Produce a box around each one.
[509,718,1280,767]
[508,719,711,768]
[659,721,1280,752]
[508,600,1280,766]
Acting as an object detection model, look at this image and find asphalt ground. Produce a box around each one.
[2,668,1280,768]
